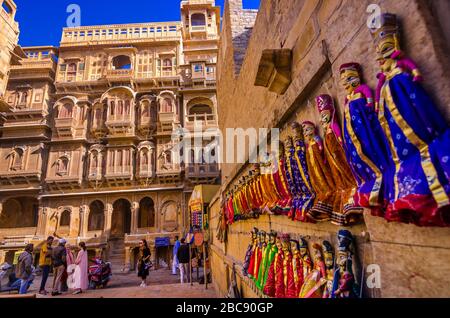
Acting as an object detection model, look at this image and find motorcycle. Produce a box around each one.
[88,258,112,289]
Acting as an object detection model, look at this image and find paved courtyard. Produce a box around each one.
[2,268,217,298]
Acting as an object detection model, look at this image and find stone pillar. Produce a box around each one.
[36,206,47,237]
[104,203,113,237]
[124,247,132,273]
[150,244,157,264]
[79,205,88,238]
[131,201,139,234]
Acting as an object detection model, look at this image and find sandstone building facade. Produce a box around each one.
[0,0,23,110]
[0,0,220,271]
[209,0,450,298]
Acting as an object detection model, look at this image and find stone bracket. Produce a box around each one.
[254,49,292,95]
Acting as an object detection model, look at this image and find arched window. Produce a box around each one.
[59,103,73,118]
[9,148,24,170]
[163,58,172,71]
[138,197,155,228]
[88,200,105,231]
[117,100,123,115]
[67,63,77,81]
[56,156,69,176]
[19,91,28,105]
[141,103,150,117]
[141,150,149,167]
[90,151,99,171]
[112,55,132,70]
[60,210,71,226]
[161,98,173,113]
[110,100,115,116]
[124,100,130,115]
[191,13,206,26]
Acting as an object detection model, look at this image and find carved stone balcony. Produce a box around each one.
[0,169,42,187]
[137,166,155,185]
[157,163,182,184]
[87,171,103,187]
[105,116,134,135]
[185,113,217,131]
[60,22,182,48]
[106,69,134,81]
[158,111,177,132]
[46,175,83,191]
[186,163,219,184]
[54,117,77,138]
[104,167,134,186]
[137,117,157,136]
[90,121,107,138]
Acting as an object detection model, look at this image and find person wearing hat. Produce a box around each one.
[51,238,67,296]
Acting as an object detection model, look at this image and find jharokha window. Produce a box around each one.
[160,98,173,113]
[108,98,131,118]
[56,156,69,176]
[59,103,73,118]
[8,148,25,171]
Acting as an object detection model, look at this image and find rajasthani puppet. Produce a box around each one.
[371,13,450,226]
[291,122,316,221]
[252,231,267,282]
[299,243,326,298]
[263,236,283,297]
[302,121,335,221]
[290,240,304,297]
[339,62,391,217]
[316,94,363,225]
[331,230,358,298]
[243,227,259,277]
[256,230,277,290]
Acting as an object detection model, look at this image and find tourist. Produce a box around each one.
[16,244,34,294]
[63,242,75,291]
[137,239,151,287]
[177,238,190,284]
[38,236,54,295]
[172,236,181,275]
[51,238,67,296]
[72,242,88,295]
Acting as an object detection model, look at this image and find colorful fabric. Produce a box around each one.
[376,62,450,226]
[343,86,390,217]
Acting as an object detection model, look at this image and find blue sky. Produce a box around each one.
[14,0,261,47]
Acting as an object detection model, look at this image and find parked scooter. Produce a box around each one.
[88,258,112,289]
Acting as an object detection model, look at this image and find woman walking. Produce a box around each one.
[137,240,151,287]
[72,242,88,295]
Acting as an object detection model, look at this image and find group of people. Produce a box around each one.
[135,236,192,287]
[243,228,357,298]
[220,13,450,229]
[15,236,88,296]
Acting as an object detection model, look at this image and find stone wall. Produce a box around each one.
[211,0,450,298]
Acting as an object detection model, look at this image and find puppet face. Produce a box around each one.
[302,123,315,139]
[376,33,399,59]
[320,110,332,128]
[340,69,361,94]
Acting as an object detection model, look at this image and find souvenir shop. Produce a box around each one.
[210,9,450,298]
